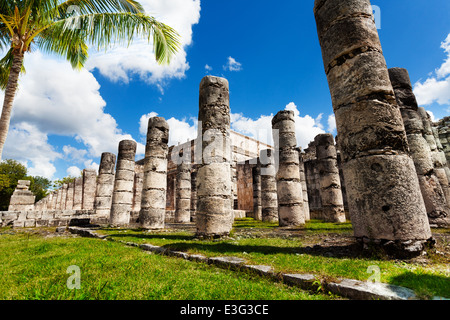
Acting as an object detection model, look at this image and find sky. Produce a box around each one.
[1,0,450,181]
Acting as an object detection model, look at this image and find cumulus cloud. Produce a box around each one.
[86,0,201,86]
[139,112,197,147]
[414,33,450,107]
[1,51,142,178]
[3,122,61,179]
[67,166,82,177]
[231,102,326,149]
[223,56,242,72]
[327,114,337,133]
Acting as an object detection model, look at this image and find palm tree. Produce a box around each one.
[0,0,180,159]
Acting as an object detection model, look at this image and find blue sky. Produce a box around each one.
[1,0,450,181]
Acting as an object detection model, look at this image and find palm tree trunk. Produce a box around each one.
[0,51,24,160]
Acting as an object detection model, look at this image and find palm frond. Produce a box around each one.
[43,12,181,65]
[57,0,144,17]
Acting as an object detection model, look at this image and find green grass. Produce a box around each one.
[98,218,450,298]
[0,229,330,300]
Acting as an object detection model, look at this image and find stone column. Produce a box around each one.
[422,110,450,201]
[314,0,431,256]
[82,169,97,210]
[389,68,449,227]
[196,76,233,238]
[260,149,278,223]
[139,117,169,229]
[252,162,262,221]
[272,110,305,226]
[94,152,116,217]
[190,170,198,221]
[299,153,310,221]
[49,191,57,210]
[73,177,83,210]
[65,181,74,210]
[175,162,192,223]
[132,164,144,213]
[55,187,62,210]
[315,134,346,223]
[110,140,137,227]
[60,184,68,210]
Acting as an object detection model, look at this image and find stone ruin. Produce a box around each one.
[1,0,449,258]
[8,180,35,212]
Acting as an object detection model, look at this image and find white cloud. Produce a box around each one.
[327,114,337,133]
[223,56,242,72]
[139,112,197,147]
[231,102,326,149]
[86,0,201,86]
[414,33,450,107]
[426,110,436,122]
[67,166,82,177]
[1,51,143,178]
[3,122,61,179]
[205,64,213,72]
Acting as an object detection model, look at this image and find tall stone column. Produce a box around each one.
[139,117,169,229]
[175,162,192,223]
[73,177,83,210]
[94,152,116,217]
[252,162,262,221]
[299,153,310,221]
[196,76,233,238]
[60,184,68,210]
[110,140,137,227]
[272,110,304,226]
[260,149,278,223]
[389,68,449,227]
[190,169,198,221]
[314,0,431,256]
[315,134,346,223]
[132,164,144,213]
[55,188,62,210]
[65,181,74,210]
[421,109,450,194]
[82,169,97,210]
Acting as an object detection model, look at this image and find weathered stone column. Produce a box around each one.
[252,162,262,221]
[422,110,450,201]
[389,68,449,227]
[73,177,83,210]
[175,162,192,223]
[49,191,57,210]
[139,117,169,229]
[315,134,346,223]
[314,0,431,256]
[60,183,68,210]
[190,169,198,221]
[196,76,233,238]
[272,110,304,226]
[65,181,74,210]
[260,149,278,223]
[132,164,144,213]
[55,187,62,210]
[110,140,137,227]
[299,153,310,221]
[82,169,97,210]
[94,152,116,217]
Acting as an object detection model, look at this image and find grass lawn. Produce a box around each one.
[0,228,331,300]
[97,219,450,299]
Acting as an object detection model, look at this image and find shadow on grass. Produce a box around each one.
[390,272,450,299]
